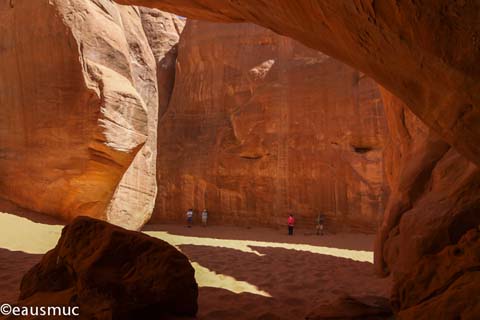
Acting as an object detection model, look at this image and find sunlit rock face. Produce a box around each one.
[0,1,179,229]
[153,20,388,233]
[139,8,185,119]
[105,6,183,229]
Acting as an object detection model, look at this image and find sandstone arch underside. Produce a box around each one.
[116,0,480,167]
[114,1,480,318]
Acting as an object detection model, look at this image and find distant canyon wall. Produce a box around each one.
[153,20,389,233]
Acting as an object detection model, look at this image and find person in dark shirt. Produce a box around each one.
[316,213,325,235]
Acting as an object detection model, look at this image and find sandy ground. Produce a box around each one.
[0,211,391,319]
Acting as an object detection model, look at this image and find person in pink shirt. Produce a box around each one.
[287,214,295,235]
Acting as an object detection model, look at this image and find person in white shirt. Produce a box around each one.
[201,209,208,227]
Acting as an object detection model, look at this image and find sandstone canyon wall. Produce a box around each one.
[116,0,480,169]
[153,20,388,233]
[0,1,478,317]
[0,0,181,229]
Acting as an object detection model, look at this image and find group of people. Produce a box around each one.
[185,208,325,235]
[287,213,325,236]
[186,208,208,227]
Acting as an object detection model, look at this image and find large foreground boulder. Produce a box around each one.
[18,216,198,319]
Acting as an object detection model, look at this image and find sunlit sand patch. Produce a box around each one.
[0,212,373,299]
[191,262,271,297]
[146,231,266,256]
[0,213,270,297]
[0,213,374,262]
[0,213,63,254]
[145,231,373,263]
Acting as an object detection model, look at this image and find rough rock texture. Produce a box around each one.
[393,228,480,319]
[377,91,480,317]
[153,20,388,233]
[18,216,198,319]
[116,0,480,168]
[0,1,180,229]
[377,90,480,275]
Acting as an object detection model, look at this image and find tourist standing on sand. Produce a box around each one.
[316,213,325,236]
[201,209,208,227]
[287,214,295,235]
[186,209,193,228]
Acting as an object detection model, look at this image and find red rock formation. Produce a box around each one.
[104,6,183,229]
[112,5,480,316]
[18,216,198,319]
[0,1,180,229]
[393,228,480,319]
[153,20,388,233]
[116,0,480,168]
[377,90,480,275]
[376,90,480,317]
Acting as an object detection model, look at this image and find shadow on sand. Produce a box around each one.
[180,245,391,319]
[0,248,42,304]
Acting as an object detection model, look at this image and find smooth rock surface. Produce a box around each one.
[18,216,198,319]
[105,6,184,230]
[153,20,388,233]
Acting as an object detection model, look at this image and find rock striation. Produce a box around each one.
[153,20,388,233]
[0,1,180,229]
[18,216,198,319]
